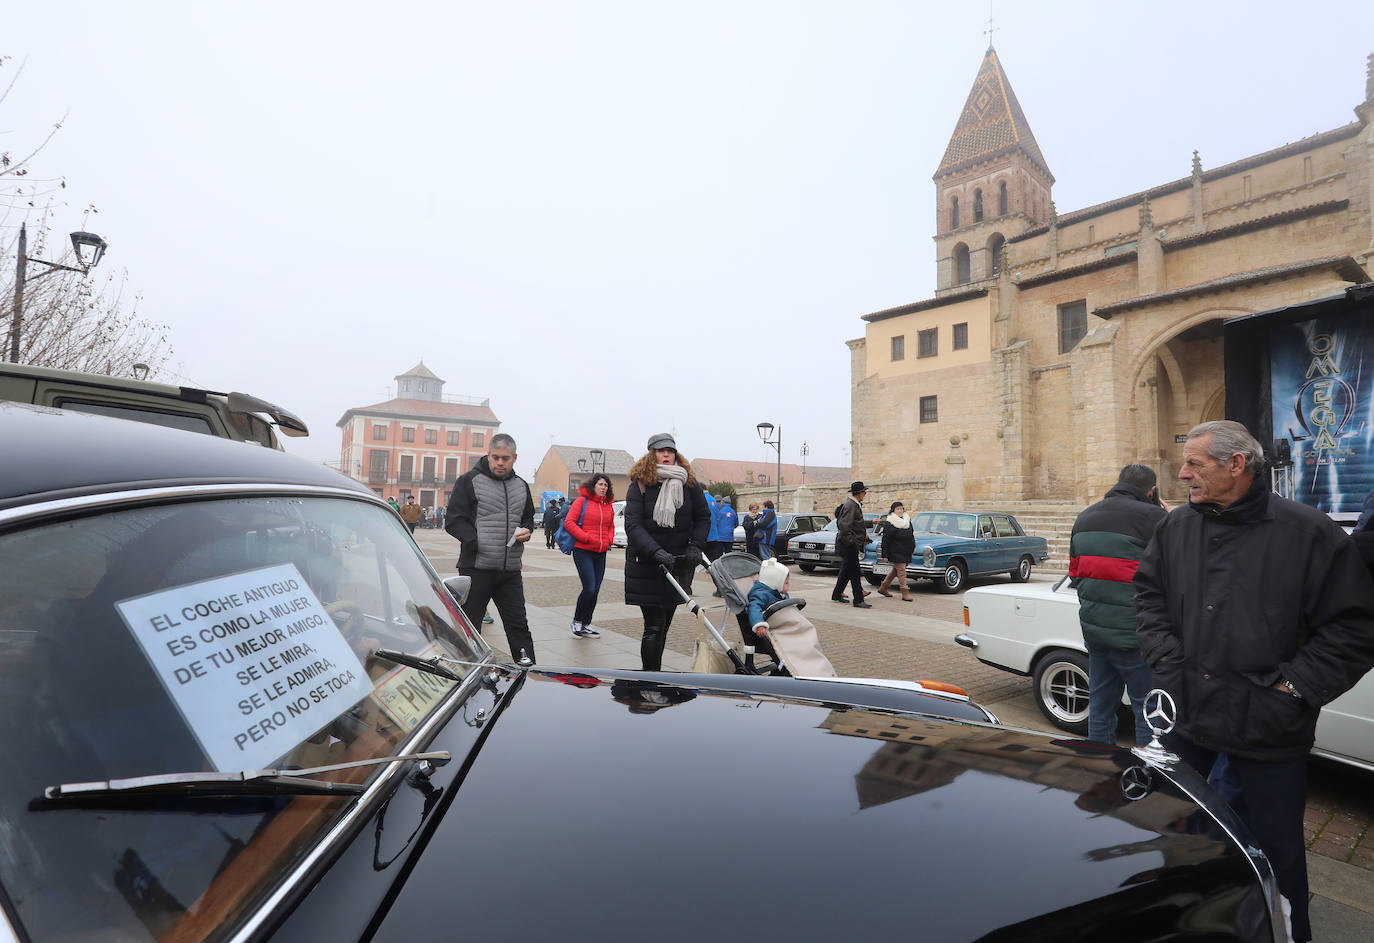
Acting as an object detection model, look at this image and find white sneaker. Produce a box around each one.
[579,624,601,637]
[516,650,533,668]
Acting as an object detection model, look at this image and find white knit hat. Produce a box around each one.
[758,558,789,592]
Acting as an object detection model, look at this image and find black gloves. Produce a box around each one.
[654,549,676,569]
[683,545,703,567]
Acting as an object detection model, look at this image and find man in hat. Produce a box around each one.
[832,481,871,608]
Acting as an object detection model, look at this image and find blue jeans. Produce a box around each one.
[1086,647,1153,746]
[757,539,773,560]
[571,548,606,625]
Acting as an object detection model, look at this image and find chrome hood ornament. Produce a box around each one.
[1132,688,1181,766]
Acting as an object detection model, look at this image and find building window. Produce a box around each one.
[998,181,1008,215]
[398,455,414,482]
[447,430,460,446]
[919,395,938,424]
[988,233,1005,274]
[401,427,415,443]
[954,244,970,285]
[1058,301,1088,353]
[368,451,389,483]
[973,189,983,222]
[444,457,459,482]
[917,328,938,359]
[399,380,409,393]
[890,336,904,361]
[424,428,437,445]
[471,432,485,448]
[372,423,387,441]
[950,197,959,230]
[421,456,436,482]
[953,322,968,350]
[417,381,427,393]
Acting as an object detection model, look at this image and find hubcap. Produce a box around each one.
[1041,663,1089,723]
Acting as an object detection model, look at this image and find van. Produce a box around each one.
[0,363,308,449]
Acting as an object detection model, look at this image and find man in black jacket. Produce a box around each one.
[832,481,871,608]
[1134,420,1374,943]
[445,434,537,666]
[1069,464,1165,746]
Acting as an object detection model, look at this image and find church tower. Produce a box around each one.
[933,47,1054,293]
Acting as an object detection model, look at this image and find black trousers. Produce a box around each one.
[832,544,864,602]
[639,604,678,671]
[460,567,536,664]
[1166,734,1312,942]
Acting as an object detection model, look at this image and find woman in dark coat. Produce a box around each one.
[876,500,915,601]
[623,432,711,670]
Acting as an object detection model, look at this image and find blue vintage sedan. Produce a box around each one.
[862,510,1049,594]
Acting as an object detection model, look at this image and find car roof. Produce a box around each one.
[0,402,366,511]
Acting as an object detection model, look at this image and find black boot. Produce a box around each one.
[640,607,669,671]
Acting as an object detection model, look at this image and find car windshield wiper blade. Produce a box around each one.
[42,751,451,801]
[372,648,465,681]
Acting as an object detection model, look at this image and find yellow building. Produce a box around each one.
[852,47,1374,505]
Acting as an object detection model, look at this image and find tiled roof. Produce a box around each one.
[935,47,1052,182]
[395,361,443,382]
[1016,250,1137,288]
[1093,256,1370,318]
[861,288,989,323]
[551,445,637,476]
[336,397,499,427]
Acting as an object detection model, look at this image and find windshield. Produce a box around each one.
[910,512,977,536]
[0,494,487,942]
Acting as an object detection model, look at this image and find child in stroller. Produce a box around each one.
[746,558,836,678]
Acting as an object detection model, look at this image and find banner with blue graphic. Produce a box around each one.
[1270,314,1374,515]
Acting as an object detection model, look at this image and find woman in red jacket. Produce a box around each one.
[563,473,616,638]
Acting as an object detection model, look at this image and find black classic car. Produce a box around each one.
[0,402,1288,942]
[731,511,831,560]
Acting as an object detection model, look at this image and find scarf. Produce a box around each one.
[886,512,911,529]
[653,463,688,527]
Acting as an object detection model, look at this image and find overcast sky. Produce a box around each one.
[5,2,1370,471]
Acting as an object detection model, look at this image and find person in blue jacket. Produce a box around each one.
[707,494,737,561]
[755,500,778,560]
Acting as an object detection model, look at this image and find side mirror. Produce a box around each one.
[443,575,472,605]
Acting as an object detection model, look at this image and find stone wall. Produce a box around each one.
[734,475,947,517]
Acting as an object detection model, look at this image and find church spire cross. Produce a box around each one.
[983,5,999,49]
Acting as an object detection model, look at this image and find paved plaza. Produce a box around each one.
[415,529,1374,939]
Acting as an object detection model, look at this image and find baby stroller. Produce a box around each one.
[659,551,836,677]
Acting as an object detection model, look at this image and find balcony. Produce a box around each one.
[367,472,388,484]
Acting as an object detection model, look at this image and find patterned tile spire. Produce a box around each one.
[935,47,1053,182]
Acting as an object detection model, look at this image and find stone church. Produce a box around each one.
[850,47,1374,506]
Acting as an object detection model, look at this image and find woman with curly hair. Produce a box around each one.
[562,472,616,638]
[623,432,711,670]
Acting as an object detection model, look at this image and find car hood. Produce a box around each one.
[370,671,1267,941]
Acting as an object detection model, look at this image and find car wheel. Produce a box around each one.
[798,563,816,573]
[1010,555,1033,583]
[934,560,966,594]
[1032,649,1090,735]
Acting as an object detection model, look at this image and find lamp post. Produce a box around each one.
[588,449,605,474]
[799,441,809,484]
[9,223,109,362]
[756,421,781,510]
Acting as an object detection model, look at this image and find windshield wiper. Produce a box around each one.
[372,648,464,681]
[41,751,451,801]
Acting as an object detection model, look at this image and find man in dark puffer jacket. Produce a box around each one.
[1135,421,1374,943]
[1069,463,1165,746]
[446,434,537,666]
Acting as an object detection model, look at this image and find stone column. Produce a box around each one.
[792,484,814,513]
[945,435,966,509]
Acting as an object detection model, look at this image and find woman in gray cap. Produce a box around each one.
[622,433,712,670]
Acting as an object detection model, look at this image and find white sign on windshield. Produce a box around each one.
[116,562,372,771]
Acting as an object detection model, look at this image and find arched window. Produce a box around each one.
[954,244,971,285]
[973,189,984,222]
[950,197,960,230]
[988,233,1005,275]
[998,181,1008,216]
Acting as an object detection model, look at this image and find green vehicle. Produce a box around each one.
[0,363,308,449]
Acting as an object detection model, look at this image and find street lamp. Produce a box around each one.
[588,449,605,474]
[8,223,109,362]
[756,421,781,510]
[799,441,810,484]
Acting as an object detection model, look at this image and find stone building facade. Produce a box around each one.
[852,48,1374,505]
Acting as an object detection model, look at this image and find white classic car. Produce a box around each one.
[956,576,1374,771]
